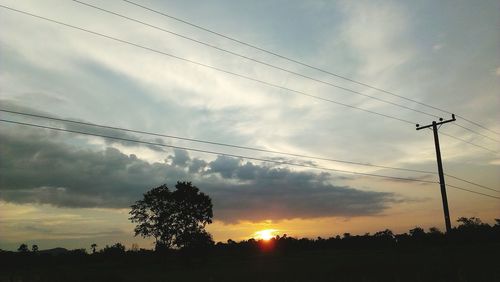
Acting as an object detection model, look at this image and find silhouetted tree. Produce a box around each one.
[374,229,394,239]
[457,216,483,229]
[428,227,442,235]
[427,227,443,242]
[90,243,97,254]
[129,182,213,250]
[409,227,425,237]
[31,244,39,252]
[17,244,29,252]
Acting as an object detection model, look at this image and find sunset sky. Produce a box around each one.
[1,0,499,251]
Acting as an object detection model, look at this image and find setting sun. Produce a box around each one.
[254,229,278,241]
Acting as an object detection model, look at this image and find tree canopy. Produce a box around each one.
[129,182,213,250]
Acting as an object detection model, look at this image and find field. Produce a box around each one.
[1,242,499,282]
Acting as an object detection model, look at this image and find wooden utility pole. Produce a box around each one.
[416,114,456,233]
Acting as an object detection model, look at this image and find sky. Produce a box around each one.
[0,0,499,251]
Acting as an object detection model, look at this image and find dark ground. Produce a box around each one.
[1,242,499,282]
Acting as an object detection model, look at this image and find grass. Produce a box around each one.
[1,242,499,281]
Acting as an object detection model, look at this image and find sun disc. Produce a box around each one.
[254,229,277,241]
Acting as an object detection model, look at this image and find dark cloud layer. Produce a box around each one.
[202,156,396,222]
[0,127,181,208]
[0,127,397,223]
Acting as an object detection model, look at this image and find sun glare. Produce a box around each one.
[254,229,278,241]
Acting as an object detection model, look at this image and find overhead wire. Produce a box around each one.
[122,0,500,138]
[2,108,498,194]
[456,114,500,136]
[0,108,434,174]
[3,118,499,200]
[446,184,500,200]
[72,0,442,121]
[0,4,416,126]
[4,3,498,156]
[0,5,497,154]
[440,131,499,154]
[0,3,498,229]
[451,123,500,143]
[0,118,438,184]
[445,174,500,194]
[70,2,500,151]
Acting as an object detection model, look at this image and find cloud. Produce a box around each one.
[488,159,500,165]
[207,155,242,178]
[168,148,190,166]
[0,98,167,152]
[0,128,398,223]
[0,128,187,208]
[203,156,396,223]
[432,44,444,51]
[188,158,208,174]
[339,0,414,79]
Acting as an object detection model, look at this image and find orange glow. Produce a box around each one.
[254,229,278,241]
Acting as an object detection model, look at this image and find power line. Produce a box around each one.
[66,3,500,153]
[0,4,416,125]
[456,114,500,137]
[445,174,500,194]
[446,184,500,200]
[4,118,499,200]
[0,5,496,154]
[0,108,434,174]
[72,0,442,120]
[451,123,500,144]
[417,125,500,194]
[0,6,497,216]
[87,0,500,148]
[0,118,439,184]
[122,0,500,138]
[4,108,498,194]
[440,131,499,155]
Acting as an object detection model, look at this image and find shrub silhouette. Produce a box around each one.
[17,244,29,252]
[102,243,125,255]
[90,243,98,254]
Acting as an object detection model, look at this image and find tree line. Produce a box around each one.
[4,182,499,255]
[7,216,500,256]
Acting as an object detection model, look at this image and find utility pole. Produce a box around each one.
[416,114,456,233]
